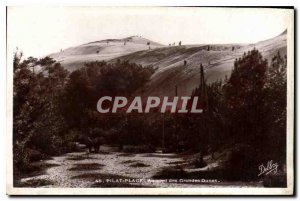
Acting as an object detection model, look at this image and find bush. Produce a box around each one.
[25,148,48,162]
[223,144,259,181]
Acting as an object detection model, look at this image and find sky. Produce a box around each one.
[7,7,293,57]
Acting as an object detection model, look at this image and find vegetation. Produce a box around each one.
[68,163,104,171]
[187,49,287,180]
[13,48,287,184]
[13,52,154,179]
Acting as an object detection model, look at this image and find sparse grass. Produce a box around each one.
[167,160,186,165]
[68,163,104,171]
[13,162,59,187]
[142,153,182,159]
[129,162,150,168]
[121,160,140,164]
[20,162,59,178]
[118,153,136,157]
[97,151,110,155]
[18,178,54,187]
[66,155,94,161]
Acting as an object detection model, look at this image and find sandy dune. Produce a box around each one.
[48,31,287,97]
[49,36,164,71]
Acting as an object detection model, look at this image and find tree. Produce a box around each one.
[61,60,155,144]
[264,51,287,162]
[224,49,267,146]
[13,51,70,176]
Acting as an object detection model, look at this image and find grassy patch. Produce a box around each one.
[13,162,59,187]
[118,153,136,157]
[167,160,186,165]
[68,163,104,171]
[17,178,54,187]
[97,151,110,155]
[66,155,94,161]
[20,163,59,178]
[121,160,140,164]
[142,153,182,159]
[129,162,150,168]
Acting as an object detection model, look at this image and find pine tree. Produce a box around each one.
[224,49,267,145]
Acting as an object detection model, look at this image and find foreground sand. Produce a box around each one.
[19,145,263,188]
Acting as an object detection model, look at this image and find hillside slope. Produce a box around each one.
[114,32,287,97]
[49,31,287,97]
[49,36,164,71]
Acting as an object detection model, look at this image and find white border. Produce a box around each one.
[5,6,295,196]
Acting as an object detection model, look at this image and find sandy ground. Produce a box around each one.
[20,145,263,188]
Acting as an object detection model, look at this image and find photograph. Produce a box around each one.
[6,6,294,195]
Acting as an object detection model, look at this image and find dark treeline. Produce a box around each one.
[13,49,287,183]
[186,50,287,180]
[13,54,155,176]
